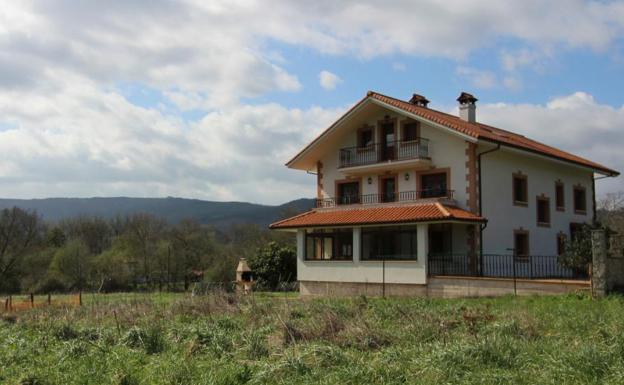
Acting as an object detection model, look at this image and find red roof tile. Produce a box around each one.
[269,203,485,229]
[286,91,618,176]
[368,92,618,175]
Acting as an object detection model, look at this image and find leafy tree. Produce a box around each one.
[91,239,132,292]
[559,223,593,272]
[50,239,91,290]
[248,242,296,290]
[46,227,67,248]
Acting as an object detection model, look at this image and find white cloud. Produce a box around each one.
[456,66,497,89]
[318,70,342,90]
[392,62,407,71]
[476,92,624,196]
[0,2,623,203]
[0,71,342,203]
[502,76,522,91]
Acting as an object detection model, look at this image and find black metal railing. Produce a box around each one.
[428,254,588,280]
[339,138,429,168]
[316,189,454,208]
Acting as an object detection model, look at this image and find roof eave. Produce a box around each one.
[285,95,373,169]
[479,137,619,177]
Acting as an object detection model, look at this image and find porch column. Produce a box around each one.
[296,229,305,262]
[353,227,361,262]
[417,224,429,276]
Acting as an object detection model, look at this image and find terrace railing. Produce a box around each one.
[339,138,429,168]
[427,253,589,281]
[316,189,454,208]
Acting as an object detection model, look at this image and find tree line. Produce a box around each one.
[0,207,296,294]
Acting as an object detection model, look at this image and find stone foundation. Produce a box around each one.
[299,280,427,297]
[299,277,589,298]
[428,276,589,298]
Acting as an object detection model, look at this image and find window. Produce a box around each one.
[557,233,567,256]
[420,172,448,198]
[380,175,397,202]
[337,181,360,205]
[512,173,528,206]
[514,230,529,261]
[555,181,565,211]
[402,122,419,142]
[361,226,418,261]
[573,185,587,214]
[357,127,374,148]
[536,196,550,227]
[305,229,353,261]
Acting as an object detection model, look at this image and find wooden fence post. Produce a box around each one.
[47,293,51,305]
[30,293,34,308]
[8,295,12,312]
[79,291,82,306]
[4,297,8,312]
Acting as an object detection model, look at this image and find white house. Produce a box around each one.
[270,91,619,297]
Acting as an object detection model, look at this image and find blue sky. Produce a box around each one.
[0,1,623,204]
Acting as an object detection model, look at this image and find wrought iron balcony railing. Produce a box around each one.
[316,189,453,208]
[339,138,429,168]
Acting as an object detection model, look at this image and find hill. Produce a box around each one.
[0,197,315,227]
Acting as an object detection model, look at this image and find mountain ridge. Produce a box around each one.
[0,197,315,227]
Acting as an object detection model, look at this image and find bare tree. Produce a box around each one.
[0,207,44,290]
[598,192,624,233]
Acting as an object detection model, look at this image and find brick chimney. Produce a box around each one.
[409,93,430,108]
[457,92,477,122]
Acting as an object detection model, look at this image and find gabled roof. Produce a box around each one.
[287,91,619,176]
[269,203,485,229]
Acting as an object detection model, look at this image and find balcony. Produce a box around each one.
[339,138,429,171]
[316,189,454,208]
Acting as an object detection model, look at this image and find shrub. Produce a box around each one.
[248,242,296,291]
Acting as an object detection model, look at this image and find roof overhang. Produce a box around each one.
[479,137,620,177]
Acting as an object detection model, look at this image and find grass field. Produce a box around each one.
[1,292,624,385]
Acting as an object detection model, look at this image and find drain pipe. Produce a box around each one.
[477,143,501,260]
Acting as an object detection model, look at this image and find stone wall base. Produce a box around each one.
[299,280,427,297]
[428,276,589,298]
[299,277,589,298]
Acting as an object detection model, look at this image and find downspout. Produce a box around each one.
[477,143,501,258]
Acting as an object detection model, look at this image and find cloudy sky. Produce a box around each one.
[0,0,623,204]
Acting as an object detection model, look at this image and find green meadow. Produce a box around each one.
[1,292,624,385]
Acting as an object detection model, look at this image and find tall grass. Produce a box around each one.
[0,292,623,384]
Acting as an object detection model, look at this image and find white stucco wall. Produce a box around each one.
[296,224,429,285]
[480,148,594,255]
[317,110,470,211]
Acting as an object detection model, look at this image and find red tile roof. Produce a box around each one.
[286,91,618,176]
[368,92,618,175]
[269,203,485,229]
